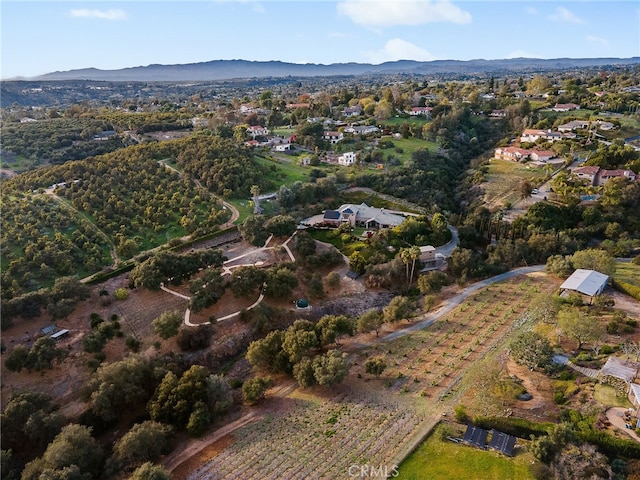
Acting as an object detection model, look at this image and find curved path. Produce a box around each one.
[160,232,297,326]
[164,265,545,476]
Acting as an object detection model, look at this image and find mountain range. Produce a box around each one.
[23,57,640,82]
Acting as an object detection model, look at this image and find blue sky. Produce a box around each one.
[2,0,639,79]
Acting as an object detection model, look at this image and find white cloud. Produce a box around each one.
[337,0,471,28]
[548,7,585,24]
[69,9,127,20]
[586,35,609,48]
[525,6,538,16]
[364,38,437,64]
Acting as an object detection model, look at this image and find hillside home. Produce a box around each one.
[489,109,507,117]
[494,146,530,162]
[529,150,556,162]
[520,129,563,143]
[338,151,357,166]
[343,125,379,135]
[557,120,590,132]
[552,103,580,112]
[286,103,311,109]
[323,131,344,144]
[573,166,637,186]
[247,125,269,138]
[273,143,292,152]
[322,203,406,229]
[408,107,432,117]
[343,105,363,117]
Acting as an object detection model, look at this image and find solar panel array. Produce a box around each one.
[488,431,516,456]
[462,425,516,456]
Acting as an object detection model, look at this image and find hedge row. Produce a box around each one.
[577,429,640,459]
[472,416,554,439]
[612,278,640,302]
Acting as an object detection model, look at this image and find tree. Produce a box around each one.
[152,310,182,340]
[417,270,449,294]
[293,357,317,387]
[282,322,319,363]
[87,356,152,423]
[383,296,416,323]
[264,267,298,298]
[520,180,534,202]
[545,255,573,278]
[264,215,297,238]
[27,337,67,371]
[148,366,231,432]
[364,356,387,378]
[239,215,269,246]
[557,308,601,351]
[129,462,170,480]
[111,421,173,469]
[22,424,103,480]
[510,331,554,371]
[242,377,272,405]
[246,330,291,373]
[312,350,350,386]
[229,266,266,297]
[356,309,384,336]
[1,392,66,459]
[571,249,616,276]
[315,315,353,347]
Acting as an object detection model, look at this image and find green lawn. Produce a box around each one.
[482,158,548,208]
[255,155,310,186]
[387,137,438,164]
[379,116,429,128]
[594,384,633,408]
[614,262,640,288]
[396,424,535,480]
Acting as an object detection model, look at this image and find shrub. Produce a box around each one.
[454,405,469,423]
[612,278,640,302]
[472,416,553,439]
[114,288,129,300]
[600,345,614,354]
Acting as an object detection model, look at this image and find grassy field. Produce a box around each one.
[255,155,310,186]
[482,158,549,208]
[614,262,640,287]
[594,384,633,408]
[396,423,536,480]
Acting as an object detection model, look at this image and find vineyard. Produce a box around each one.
[182,272,561,479]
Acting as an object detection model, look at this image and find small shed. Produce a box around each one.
[559,269,609,302]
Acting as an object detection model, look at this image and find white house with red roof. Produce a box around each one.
[572,166,637,186]
[529,150,556,162]
[494,146,530,162]
[246,125,269,138]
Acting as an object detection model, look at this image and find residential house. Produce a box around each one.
[557,120,590,132]
[481,93,496,101]
[247,125,269,138]
[596,121,615,131]
[338,151,357,166]
[343,105,363,117]
[572,166,637,186]
[599,169,637,185]
[494,146,556,163]
[273,143,292,152]
[529,150,556,162]
[299,156,311,166]
[572,166,601,186]
[344,125,379,135]
[323,131,344,144]
[323,203,406,229]
[494,146,530,162]
[239,104,254,114]
[489,109,507,117]
[286,103,311,110]
[520,129,563,143]
[408,107,432,118]
[552,103,580,112]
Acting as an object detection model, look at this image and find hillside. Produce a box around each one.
[25,57,640,82]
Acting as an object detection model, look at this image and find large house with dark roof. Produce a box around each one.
[320,203,407,229]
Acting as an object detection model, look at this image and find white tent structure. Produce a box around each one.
[559,269,609,300]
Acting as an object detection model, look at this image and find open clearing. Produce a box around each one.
[481,158,547,209]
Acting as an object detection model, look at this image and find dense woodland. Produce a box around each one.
[1,66,640,480]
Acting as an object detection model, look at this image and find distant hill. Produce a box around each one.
[26,57,640,82]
